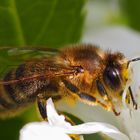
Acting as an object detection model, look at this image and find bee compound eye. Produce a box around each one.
[103,67,121,90]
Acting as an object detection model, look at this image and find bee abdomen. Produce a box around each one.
[0,60,59,117]
[0,70,22,112]
[0,84,18,112]
[2,67,39,108]
[0,96,15,110]
[1,62,51,111]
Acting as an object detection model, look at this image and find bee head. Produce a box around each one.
[103,52,140,91]
[103,52,139,113]
[102,52,130,114]
[103,52,127,91]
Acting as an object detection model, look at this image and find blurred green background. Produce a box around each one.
[0,0,140,140]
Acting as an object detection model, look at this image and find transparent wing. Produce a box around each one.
[0,46,59,78]
[0,65,83,85]
[0,46,83,85]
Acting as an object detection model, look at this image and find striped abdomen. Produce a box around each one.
[0,60,52,116]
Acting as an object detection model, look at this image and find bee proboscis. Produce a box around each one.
[0,44,139,119]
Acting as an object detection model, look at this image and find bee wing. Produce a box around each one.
[0,46,59,60]
[0,46,59,77]
[0,46,83,85]
[0,64,82,85]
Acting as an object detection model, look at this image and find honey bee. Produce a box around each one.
[0,44,139,119]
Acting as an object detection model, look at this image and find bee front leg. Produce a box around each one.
[37,94,47,120]
[37,96,81,140]
[128,86,137,109]
[37,94,62,120]
[37,94,81,140]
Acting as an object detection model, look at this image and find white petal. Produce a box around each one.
[120,109,140,140]
[57,100,121,129]
[19,122,72,140]
[47,98,129,140]
[122,81,131,109]
[63,122,130,140]
[47,98,71,127]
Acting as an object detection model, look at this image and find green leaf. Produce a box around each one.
[0,1,86,140]
[120,0,140,31]
[0,0,86,47]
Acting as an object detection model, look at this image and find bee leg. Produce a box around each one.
[112,108,120,116]
[37,94,62,120]
[37,95,81,140]
[96,80,121,115]
[128,86,137,109]
[96,80,109,100]
[37,94,47,120]
[62,79,110,112]
[78,92,108,109]
[69,134,81,140]
[62,114,81,140]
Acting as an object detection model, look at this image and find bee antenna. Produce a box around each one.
[127,57,140,67]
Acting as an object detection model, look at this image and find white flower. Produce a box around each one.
[19,27,140,140]
[19,98,129,140]
[54,26,140,140]
[83,26,140,140]
[20,27,140,140]
[82,4,140,139]
[19,122,72,140]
